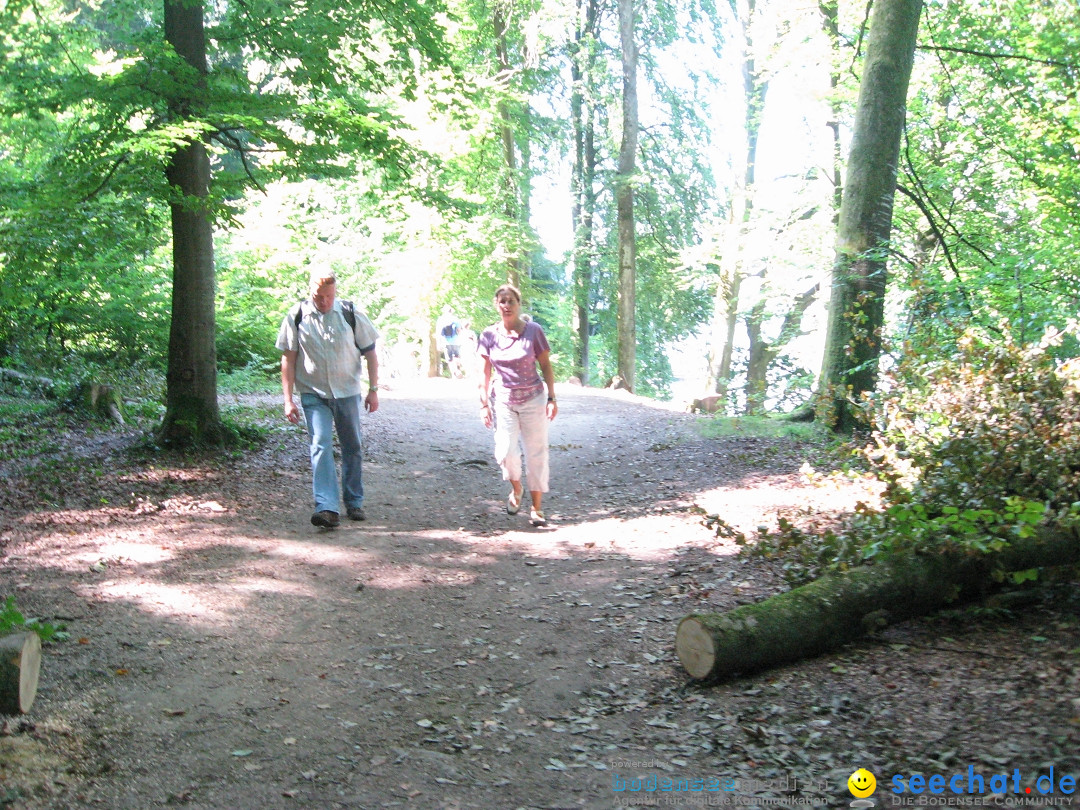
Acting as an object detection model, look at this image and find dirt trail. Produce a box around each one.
[1,378,1078,809]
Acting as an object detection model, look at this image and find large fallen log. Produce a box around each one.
[0,368,55,395]
[676,524,1080,681]
[0,632,42,714]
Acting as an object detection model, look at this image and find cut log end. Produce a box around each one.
[0,632,42,715]
[675,616,716,680]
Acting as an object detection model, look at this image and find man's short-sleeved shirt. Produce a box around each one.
[276,300,378,399]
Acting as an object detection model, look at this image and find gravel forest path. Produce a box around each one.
[1,378,1078,809]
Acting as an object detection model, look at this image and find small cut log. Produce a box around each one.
[0,632,42,714]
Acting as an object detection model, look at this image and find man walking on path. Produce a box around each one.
[277,271,381,528]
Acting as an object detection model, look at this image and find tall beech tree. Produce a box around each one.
[818,0,922,431]
[615,0,638,392]
[160,0,222,445]
[156,0,447,444]
[492,0,529,288]
[570,0,600,383]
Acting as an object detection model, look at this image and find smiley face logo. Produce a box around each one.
[848,768,877,798]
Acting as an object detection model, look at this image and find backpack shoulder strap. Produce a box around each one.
[292,302,304,329]
[339,300,366,350]
[339,300,357,330]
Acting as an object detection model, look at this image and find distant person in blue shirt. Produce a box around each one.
[277,271,380,529]
[436,309,466,378]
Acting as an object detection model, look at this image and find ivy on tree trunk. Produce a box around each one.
[818,0,923,432]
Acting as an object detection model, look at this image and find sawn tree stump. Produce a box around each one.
[0,632,42,714]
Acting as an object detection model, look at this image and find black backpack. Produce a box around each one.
[292,300,364,349]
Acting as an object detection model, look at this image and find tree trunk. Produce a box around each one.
[743,300,774,415]
[706,0,764,399]
[571,0,598,385]
[743,283,820,415]
[158,0,224,447]
[705,216,743,400]
[817,0,922,432]
[615,0,638,393]
[676,523,1080,682]
[0,633,41,715]
[427,328,441,377]
[819,0,843,224]
[493,1,523,288]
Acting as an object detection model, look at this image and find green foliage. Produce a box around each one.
[2,0,1074,427]
[218,174,461,374]
[218,413,271,452]
[872,326,1080,520]
[633,253,712,398]
[0,0,719,401]
[0,0,175,368]
[447,0,723,394]
[893,0,1080,356]
[0,0,453,384]
[215,267,292,376]
[0,399,64,463]
[218,357,277,394]
[585,236,712,395]
[743,325,1080,582]
[697,415,824,442]
[0,596,66,644]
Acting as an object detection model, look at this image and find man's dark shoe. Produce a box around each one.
[346,506,366,521]
[311,510,340,528]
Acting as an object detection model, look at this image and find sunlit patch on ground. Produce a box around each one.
[88,581,246,621]
[265,538,378,569]
[362,563,480,590]
[695,470,884,537]
[506,513,709,561]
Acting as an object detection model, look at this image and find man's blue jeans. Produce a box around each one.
[300,393,364,514]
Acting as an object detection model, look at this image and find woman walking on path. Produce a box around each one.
[478,284,558,527]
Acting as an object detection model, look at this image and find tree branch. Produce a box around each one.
[919,44,1075,71]
[894,183,971,310]
[79,154,130,204]
[210,128,267,195]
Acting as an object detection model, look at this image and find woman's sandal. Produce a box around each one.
[507,490,523,515]
[529,509,547,527]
